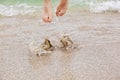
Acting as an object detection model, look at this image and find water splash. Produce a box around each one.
[0,3,41,16]
[0,0,120,16]
[90,0,120,13]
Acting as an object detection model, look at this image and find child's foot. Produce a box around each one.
[42,0,53,23]
[56,0,68,16]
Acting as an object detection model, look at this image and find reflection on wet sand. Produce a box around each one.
[29,54,52,70]
[28,49,75,79]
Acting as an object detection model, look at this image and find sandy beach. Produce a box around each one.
[0,11,120,80]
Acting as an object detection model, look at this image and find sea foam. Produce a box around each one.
[0,3,41,16]
[0,1,120,16]
[90,1,120,13]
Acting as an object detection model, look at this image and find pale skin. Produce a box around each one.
[42,0,68,23]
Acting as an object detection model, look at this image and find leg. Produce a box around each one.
[56,0,68,16]
[42,0,53,23]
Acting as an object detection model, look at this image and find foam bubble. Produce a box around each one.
[90,1,120,13]
[0,3,41,16]
[0,1,120,16]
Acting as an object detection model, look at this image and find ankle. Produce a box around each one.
[44,0,52,10]
[44,0,51,3]
[44,0,52,7]
[60,0,68,4]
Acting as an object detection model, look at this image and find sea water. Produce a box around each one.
[0,0,120,16]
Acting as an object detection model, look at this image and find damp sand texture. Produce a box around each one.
[0,10,120,80]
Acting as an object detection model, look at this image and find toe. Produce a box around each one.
[59,10,66,16]
[56,7,66,16]
[48,17,52,23]
[42,16,52,23]
[56,8,60,16]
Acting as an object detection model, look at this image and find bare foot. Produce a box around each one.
[56,0,68,16]
[42,0,53,23]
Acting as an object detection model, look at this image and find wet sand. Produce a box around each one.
[0,11,120,80]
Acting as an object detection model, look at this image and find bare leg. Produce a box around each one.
[56,0,68,16]
[42,0,53,23]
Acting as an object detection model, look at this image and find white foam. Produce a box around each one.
[0,3,41,16]
[0,1,120,16]
[90,1,120,13]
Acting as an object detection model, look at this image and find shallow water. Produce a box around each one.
[0,11,120,80]
[0,0,120,16]
[0,0,106,5]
